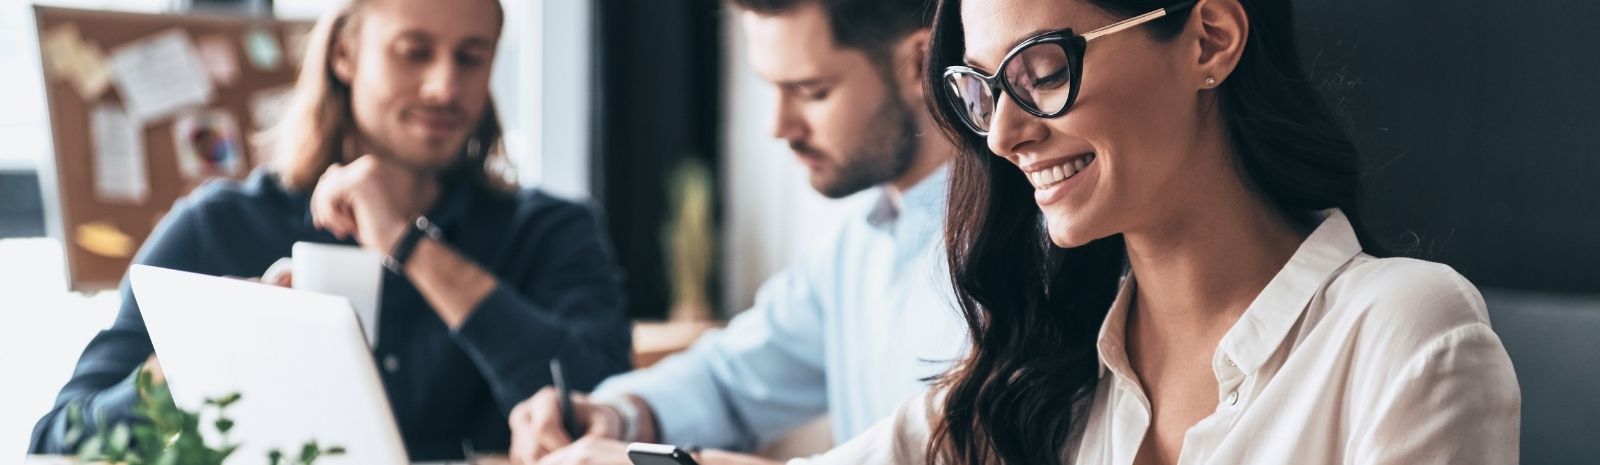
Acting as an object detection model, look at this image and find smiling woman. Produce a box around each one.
[790,0,1522,463]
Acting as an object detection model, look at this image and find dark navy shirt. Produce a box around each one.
[31,169,633,460]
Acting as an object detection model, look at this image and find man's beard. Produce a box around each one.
[797,94,921,199]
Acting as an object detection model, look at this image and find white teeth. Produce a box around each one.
[1028,154,1098,189]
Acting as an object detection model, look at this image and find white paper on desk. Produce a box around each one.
[109,29,215,123]
[292,242,384,347]
[88,104,148,204]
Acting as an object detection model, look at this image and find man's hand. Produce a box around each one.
[261,257,293,287]
[141,353,165,384]
[309,154,439,253]
[531,437,632,465]
[510,387,622,465]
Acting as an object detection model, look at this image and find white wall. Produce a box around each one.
[502,0,592,200]
[718,9,873,313]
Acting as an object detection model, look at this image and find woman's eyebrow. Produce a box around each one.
[962,27,1053,73]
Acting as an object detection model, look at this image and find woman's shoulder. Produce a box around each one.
[1322,255,1496,358]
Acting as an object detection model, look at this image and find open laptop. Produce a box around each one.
[129,264,409,464]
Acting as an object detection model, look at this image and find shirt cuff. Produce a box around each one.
[592,354,747,450]
[91,373,143,426]
[37,371,143,454]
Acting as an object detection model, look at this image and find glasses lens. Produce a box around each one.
[945,70,995,133]
[1002,42,1074,115]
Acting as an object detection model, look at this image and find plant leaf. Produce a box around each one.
[108,422,131,455]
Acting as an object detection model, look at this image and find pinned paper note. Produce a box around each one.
[172,109,245,180]
[249,85,295,130]
[109,29,216,122]
[75,221,136,258]
[196,34,240,86]
[243,27,282,71]
[41,24,112,100]
[89,104,149,204]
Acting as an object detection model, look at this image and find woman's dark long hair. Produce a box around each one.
[923,0,1386,463]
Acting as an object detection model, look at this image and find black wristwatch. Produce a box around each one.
[382,216,444,274]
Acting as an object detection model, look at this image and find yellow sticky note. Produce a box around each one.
[75,221,136,258]
[40,23,112,100]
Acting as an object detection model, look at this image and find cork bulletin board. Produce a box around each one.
[33,6,312,291]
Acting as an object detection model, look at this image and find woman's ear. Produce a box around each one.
[330,35,356,85]
[1188,0,1249,88]
[893,28,933,101]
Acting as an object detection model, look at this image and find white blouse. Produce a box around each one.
[797,210,1522,465]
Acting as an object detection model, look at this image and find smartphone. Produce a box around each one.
[626,443,700,465]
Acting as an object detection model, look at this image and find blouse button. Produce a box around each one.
[383,354,401,373]
[1226,389,1240,406]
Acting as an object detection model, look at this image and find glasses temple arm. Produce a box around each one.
[1081,0,1199,42]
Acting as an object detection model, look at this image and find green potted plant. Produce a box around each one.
[67,369,344,465]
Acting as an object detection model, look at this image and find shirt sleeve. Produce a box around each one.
[1345,264,1522,464]
[1349,323,1522,464]
[30,197,208,454]
[591,265,830,451]
[449,201,632,416]
[788,391,937,465]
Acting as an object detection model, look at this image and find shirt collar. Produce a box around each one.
[1095,209,1364,378]
[1097,274,1139,381]
[866,165,949,230]
[1217,209,1363,374]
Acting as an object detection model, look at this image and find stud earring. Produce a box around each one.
[1205,76,1218,88]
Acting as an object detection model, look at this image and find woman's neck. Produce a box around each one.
[1122,168,1308,343]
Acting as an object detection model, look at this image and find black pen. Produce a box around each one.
[550,358,583,440]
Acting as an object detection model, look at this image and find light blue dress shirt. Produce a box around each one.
[593,167,968,451]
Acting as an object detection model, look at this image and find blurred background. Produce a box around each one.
[0,0,1595,463]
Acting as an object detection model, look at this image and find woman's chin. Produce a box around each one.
[1044,214,1106,249]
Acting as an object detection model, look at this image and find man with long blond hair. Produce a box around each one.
[31,0,632,460]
